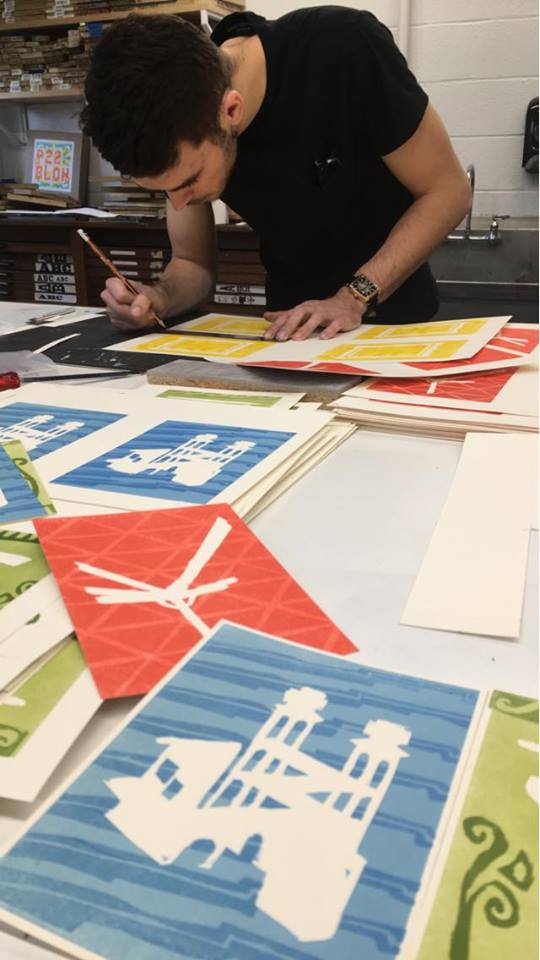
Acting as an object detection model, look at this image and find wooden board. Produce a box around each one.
[147,357,363,403]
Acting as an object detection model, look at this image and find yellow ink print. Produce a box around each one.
[188,317,271,336]
[354,319,485,341]
[318,339,465,361]
[133,335,271,359]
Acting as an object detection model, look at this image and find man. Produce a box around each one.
[81,7,471,341]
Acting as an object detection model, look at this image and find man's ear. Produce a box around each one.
[220,89,244,131]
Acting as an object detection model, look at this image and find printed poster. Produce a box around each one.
[0,401,125,460]
[0,621,479,959]
[0,525,50,612]
[0,444,47,524]
[106,314,511,376]
[416,691,538,960]
[34,504,356,698]
[31,138,75,194]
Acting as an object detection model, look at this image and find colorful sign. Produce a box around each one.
[31,138,75,194]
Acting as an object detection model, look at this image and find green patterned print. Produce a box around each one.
[3,440,56,515]
[0,526,50,610]
[0,637,84,757]
[417,692,538,960]
[158,389,282,407]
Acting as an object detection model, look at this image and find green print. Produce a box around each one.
[417,692,538,960]
[0,724,28,757]
[0,526,50,610]
[158,388,281,407]
[491,691,539,724]
[3,440,56,515]
[450,817,534,960]
[0,637,84,758]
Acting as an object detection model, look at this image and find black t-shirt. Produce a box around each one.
[212,6,439,322]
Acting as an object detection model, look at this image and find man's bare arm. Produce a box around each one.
[264,105,472,341]
[360,104,471,301]
[101,201,216,330]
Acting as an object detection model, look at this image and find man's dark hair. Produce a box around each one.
[80,15,231,177]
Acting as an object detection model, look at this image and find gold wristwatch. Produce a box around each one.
[346,273,380,306]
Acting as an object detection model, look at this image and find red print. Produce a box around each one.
[35,505,355,699]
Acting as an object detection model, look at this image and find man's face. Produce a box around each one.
[136,131,238,211]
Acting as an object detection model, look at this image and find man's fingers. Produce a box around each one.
[263,314,290,340]
[101,288,151,329]
[100,288,133,321]
[291,313,323,341]
[272,306,315,341]
[130,292,152,319]
[319,319,344,340]
[263,311,282,338]
[105,276,137,305]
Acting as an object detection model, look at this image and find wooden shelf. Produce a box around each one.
[0,86,84,102]
[0,0,236,32]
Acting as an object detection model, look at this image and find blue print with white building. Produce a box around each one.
[0,622,479,960]
[56,420,294,503]
[0,402,124,459]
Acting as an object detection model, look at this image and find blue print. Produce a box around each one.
[0,623,478,960]
[0,403,124,459]
[56,420,294,503]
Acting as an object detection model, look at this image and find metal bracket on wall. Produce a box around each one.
[20,103,29,145]
[200,9,220,35]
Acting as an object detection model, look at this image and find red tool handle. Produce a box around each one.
[0,372,22,392]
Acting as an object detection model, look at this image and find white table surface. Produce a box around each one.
[0,391,537,959]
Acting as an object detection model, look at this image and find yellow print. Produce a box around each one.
[354,319,485,340]
[189,316,271,336]
[133,335,271,359]
[318,339,465,361]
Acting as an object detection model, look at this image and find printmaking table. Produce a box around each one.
[0,410,537,960]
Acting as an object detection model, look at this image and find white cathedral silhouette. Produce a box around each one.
[106,433,255,486]
[0,415,84,452]
[106,685,411,942]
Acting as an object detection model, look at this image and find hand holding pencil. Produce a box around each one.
[77,229,166,331]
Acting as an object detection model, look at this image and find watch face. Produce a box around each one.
[349,275,379,301]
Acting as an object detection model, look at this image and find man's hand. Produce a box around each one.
[100,277,168,331]
[263,287,367,341]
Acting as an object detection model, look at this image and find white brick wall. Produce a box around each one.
[248,1,539,219]
[3,2,537,221]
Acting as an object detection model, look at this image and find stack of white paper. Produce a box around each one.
[329,329,538,440]
[1,385,353,520]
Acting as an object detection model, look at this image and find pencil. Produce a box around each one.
[77,228,165,328]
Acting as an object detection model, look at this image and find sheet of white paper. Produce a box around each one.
[37,404,332,512]
[0,667,101,803]
[54,208,118,218]
[4,208,117,218]
[344,355,539,417]
[0,575,62,645]
[402,433,538,639]
[0,599,74,691]
[329,395,537,431]
[0,303,107,337]
[105,315,510,366]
